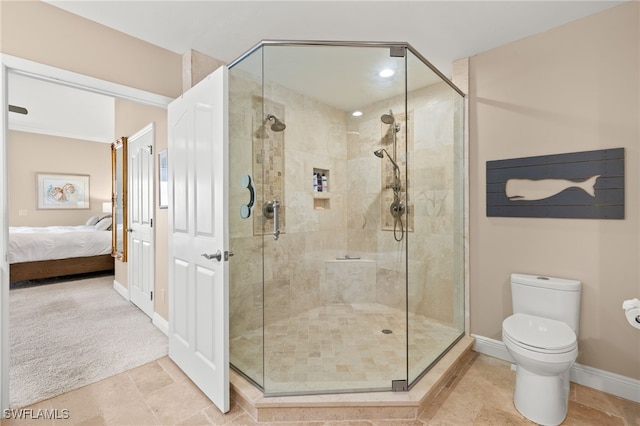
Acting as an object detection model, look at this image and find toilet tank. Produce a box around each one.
[511,273,582,335]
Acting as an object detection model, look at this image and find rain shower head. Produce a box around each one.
[267,114,286,132]
[254,114,286,139]
[380,110,395,125]
[374,148,384,159]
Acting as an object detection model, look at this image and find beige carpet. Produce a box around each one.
[9,275,168,408]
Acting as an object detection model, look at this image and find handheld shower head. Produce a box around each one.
[373,148,399,172]
[374,148,401,193]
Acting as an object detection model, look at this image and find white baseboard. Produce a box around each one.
[113,279,129,300]
[113,280,167,337]
[472,334,514,363]
[472,334,640,403]
[152,313,169,336]
[570,362,640,404]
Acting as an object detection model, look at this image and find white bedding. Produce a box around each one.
[9,225,112,264]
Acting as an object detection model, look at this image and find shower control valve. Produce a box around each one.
[390,201,406,218]
[262,199,281,240]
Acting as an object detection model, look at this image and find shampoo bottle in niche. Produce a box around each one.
[322,174,327,192]
[313,173,318,192]
[317,173,323,192]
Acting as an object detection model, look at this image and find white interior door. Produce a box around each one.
[128,123,155,318]
[168,66,229,413]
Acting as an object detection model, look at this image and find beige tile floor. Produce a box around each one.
[2,352,638,425]
[230,303,462,394]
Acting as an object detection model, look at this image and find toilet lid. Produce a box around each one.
[503,313,576,352]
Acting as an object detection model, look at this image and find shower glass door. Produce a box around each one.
[228,46,265,389]
[259,43,408,395]
[228,40,465,397]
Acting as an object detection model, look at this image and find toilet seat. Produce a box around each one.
[503,313,577,354]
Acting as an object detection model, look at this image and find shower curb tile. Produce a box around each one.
[230,336,475,423]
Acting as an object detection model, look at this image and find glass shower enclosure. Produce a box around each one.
[228,41,465,396]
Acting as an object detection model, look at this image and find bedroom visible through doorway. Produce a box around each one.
[9,275,168,408]
[1,56,172,410]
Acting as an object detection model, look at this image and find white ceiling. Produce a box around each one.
[46,0,626,77]
[10,1,627,140]
[8,73,115,143]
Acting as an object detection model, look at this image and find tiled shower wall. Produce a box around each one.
[229,69,460,342]
[346,82,460,325]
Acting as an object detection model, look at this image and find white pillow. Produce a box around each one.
[85,216,99,226]
[95,217,112,231]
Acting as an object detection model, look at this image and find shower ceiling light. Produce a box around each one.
[379,68,394,78]
[352,110,363,117]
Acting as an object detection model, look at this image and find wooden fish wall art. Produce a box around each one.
[486,148,624,219]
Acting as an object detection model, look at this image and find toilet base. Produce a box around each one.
[513,365,570,426]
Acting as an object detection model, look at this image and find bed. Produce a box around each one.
[9,219,114,282]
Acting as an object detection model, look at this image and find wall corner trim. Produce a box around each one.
[113,279,129,300]
[472,334,640,403]
[152,313,169,336]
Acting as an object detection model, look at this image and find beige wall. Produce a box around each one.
[2,1,181,321]
[469,2,640,379]
[8,131,111,226]
[0,1,181,98]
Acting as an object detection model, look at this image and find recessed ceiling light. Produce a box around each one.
[379,68,395,78]
[352,110,363,117]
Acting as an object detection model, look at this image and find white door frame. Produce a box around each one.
[0,54,172,411]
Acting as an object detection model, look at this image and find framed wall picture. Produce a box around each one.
[158,149,168,208]
[486,148,624,219]
[36,173,90,209]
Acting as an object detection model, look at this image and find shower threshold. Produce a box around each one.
[230,335,475,422]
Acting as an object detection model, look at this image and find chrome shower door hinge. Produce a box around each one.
[390,46,406,58]
[392,379,408,391]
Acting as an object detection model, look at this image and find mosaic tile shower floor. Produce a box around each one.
[230,303,462,394]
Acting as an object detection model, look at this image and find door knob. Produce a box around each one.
[201,251,222,261]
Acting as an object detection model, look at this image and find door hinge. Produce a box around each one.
[148,145,153,155]
[150,218,153,227]
[150,291,153,301]
[392,380,408,391]
[390,46,406,58]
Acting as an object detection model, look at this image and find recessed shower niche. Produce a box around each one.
[313,167,330,210]
[227,41,465,396]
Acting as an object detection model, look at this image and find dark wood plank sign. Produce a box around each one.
[487,148,624,219]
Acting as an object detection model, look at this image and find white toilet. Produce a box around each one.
[502,273,581,426]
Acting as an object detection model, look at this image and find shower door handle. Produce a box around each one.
[262,199,280,240]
